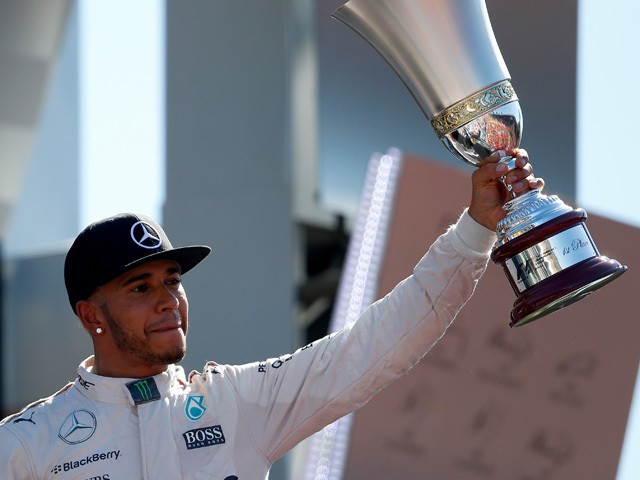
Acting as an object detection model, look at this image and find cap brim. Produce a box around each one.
[124,245,211,275]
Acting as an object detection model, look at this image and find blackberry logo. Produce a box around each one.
[50,450,120,475]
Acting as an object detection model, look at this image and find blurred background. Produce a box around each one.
[1,1,638,479]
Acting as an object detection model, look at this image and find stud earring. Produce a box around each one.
[96,327,103,334]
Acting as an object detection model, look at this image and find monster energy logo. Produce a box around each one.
[134,380,152,399]
[126,378,161,405]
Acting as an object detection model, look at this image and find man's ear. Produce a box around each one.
[75,300,103,334]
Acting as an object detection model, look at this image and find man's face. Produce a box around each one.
[92,259,189,371]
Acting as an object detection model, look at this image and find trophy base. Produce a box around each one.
[508,256,627,327]
[491,208,628,328]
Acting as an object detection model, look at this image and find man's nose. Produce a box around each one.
[158,285,180,311]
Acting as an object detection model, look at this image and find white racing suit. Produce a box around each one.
[0,211,496,479]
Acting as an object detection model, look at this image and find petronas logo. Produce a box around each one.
[185,395,207,421]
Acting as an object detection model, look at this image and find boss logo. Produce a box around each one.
[182,425,226,450]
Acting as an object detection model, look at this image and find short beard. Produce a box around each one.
[100,303,185,365]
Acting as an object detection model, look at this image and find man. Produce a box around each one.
[0,150,541,479]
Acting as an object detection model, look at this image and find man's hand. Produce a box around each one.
[468,148,544,231]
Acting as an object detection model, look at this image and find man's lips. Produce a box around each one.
[148,312,184,333]
[147,315,182,333]
[149,323,181,333]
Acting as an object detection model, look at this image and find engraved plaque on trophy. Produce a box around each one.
[333,0,627,326]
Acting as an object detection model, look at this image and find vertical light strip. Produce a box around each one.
[79,0,165,227]
[302,148,403,480]
[577,2,640,479]
[576,0,640,228]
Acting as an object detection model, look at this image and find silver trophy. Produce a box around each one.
[333,0,627,327]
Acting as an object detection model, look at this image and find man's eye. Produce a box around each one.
[167,278,182,286]
[132,284,148,293]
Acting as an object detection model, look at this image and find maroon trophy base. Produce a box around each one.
[491,209,628,327]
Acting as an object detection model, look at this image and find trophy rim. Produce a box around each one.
[431,80,518,138]
[511,262,628,327]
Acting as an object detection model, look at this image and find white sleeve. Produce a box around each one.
[224,210,496,461]
[0,427,37,480]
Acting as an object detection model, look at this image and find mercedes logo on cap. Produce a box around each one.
[130,221,162,249]
[58,409,97,445]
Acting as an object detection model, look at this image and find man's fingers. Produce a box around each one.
[505,163,532,183]
[474,148,540,196]
[529,176,545,190]
[511,175,545,194]
[513,149,529,168]
[472,160,505,185]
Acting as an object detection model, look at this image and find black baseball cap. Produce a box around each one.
[64,213,211,313]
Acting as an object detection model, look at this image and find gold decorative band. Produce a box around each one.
[431,80,518,138]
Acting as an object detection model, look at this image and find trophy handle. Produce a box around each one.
[497,156,519,199]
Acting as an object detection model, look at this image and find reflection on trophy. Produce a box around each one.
[333,0,627,327]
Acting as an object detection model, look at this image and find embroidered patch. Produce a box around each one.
[126,378,161,405]
[185,395,207,421]
[182,425,226,450]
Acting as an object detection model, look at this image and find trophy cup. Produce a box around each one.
[333,0,627,327]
